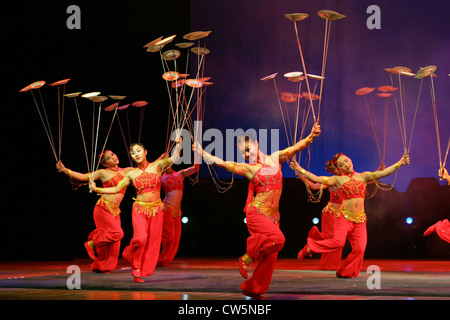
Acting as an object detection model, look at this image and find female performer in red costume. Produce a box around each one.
[158,159,200,266]
[56,151,134,273]
[291,152,410,278]
[423,166,450,243]
[297,159,343,270]
[193,124,321,299]
[90,141,182,282]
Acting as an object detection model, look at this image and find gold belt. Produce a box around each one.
[96,197,121,217]
[337,209,367,224]
[323,202,340,215]
[133,198,163,217]
[248,200,279,217]
[246,199,280,224]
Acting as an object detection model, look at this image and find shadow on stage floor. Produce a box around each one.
[1,257,449,301]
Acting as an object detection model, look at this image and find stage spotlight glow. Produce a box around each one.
[243,218,247,224]
[181,217,189,224]
[406,217,413,225]
[312,217,319,225]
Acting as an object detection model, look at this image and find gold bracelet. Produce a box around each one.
[394,163,400,170]
[300,169,306,175]
[65,169,72,178]
[96,187,103,196]
[323,177,329,184]
[305,136,313,146]
[226,161,237,172]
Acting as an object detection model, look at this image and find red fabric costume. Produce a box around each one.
[158,171,184,265]
[88,171,125,273]
[122,165,164,278]
[306,173,367,278]
[240,164,285,296]
[308,188,343,270]
[424,219,450,243]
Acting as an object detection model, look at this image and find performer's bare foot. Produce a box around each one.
[132,269,144,282]
[239,254,252,279]
[297,246,311,260]
[84,241,96,260]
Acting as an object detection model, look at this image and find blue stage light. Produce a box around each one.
[312,217,319,225]
[406,217,413,225]
[181,217,189,224]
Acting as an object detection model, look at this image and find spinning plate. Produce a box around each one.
[186,79,203,88]
[30,80,46,89]
[64,92,82,98]
[377,86,397,92]
[118,104,130,110]
[88,96,108,103]
[307,74,325,80]
[162,49,181,61]
[49,79,70,86]
[191,47,210,55]
[19,85,32,92]
[175,42,194,48]
[146,44,165,52]
[104,102,119,111]
[183,31,212,41]
[81,92,101,98]
[385,67,415,77]
[143,36,163,48]
[108,95,127,100]
[302,92,321,100]
[155,35,177,46]
[284,71,303,78]
[162,71,180,81]
[318,10,346,20]
[415,65,437,79]
[284,13,309,21]
[355,87,375,96]
[260,73,278,81]
[132,101,148,108]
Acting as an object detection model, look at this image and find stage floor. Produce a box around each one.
[0,258,449,300]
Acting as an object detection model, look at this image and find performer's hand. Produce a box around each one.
[311,123,321,138]
[438,167,448,179]
[89,181,97,193]
[400,154,410,166]
[56,161,65,172]
[377,162,386,171]
[289,159,301,172]
[192,141,203,155]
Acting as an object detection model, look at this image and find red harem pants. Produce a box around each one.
[88,202,124,272]
[159,204,182,265]
[122,201,164,277]
[307,213,367,278]
[308,205,342,270]
[240,207,285,295]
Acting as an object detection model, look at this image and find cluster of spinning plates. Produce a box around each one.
[384,65,437,78]
[355,85,397,98]
[356,65,438,97]
[144,31,211,55]
[20,79,148,111]
[144,31,213,89]
[20,79,71,92]
[284,10,346,21]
